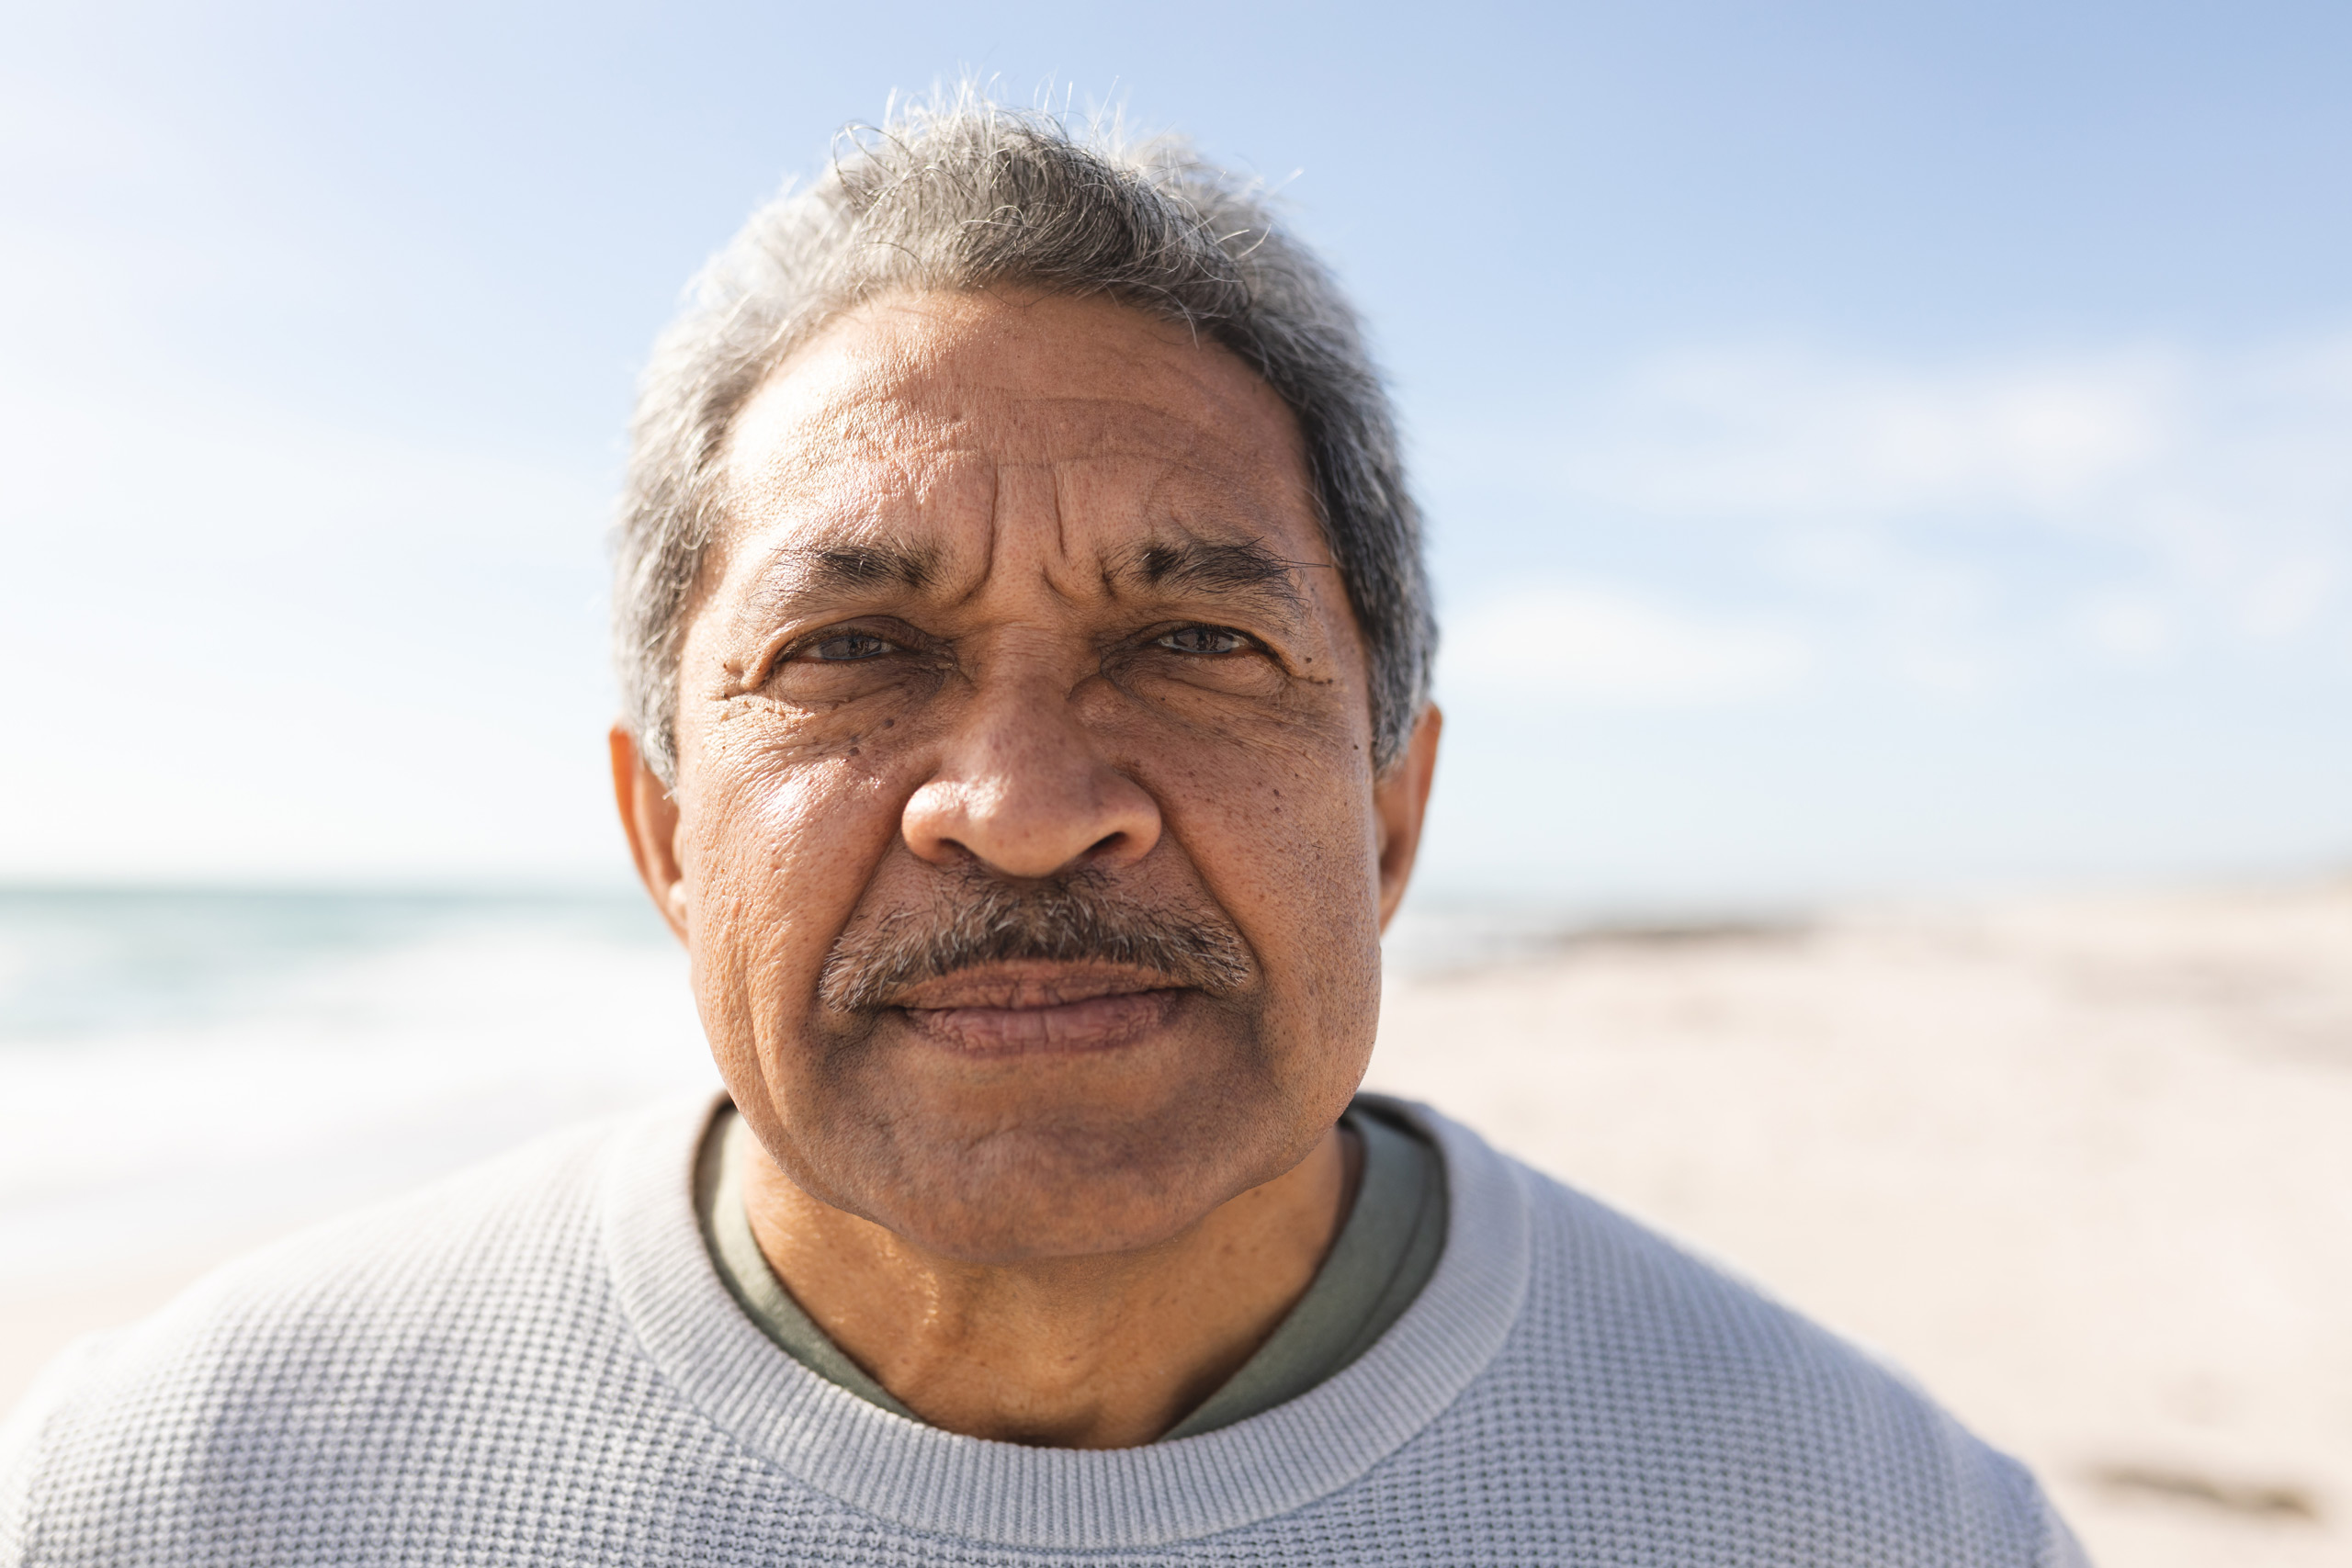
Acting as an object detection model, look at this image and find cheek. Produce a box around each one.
[684,702,912,873]
[676,735,910,1033]
[1146,719,1386,1000]
[1184,750,1370,881]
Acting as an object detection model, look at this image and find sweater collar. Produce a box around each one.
[602,1092,1533,1551]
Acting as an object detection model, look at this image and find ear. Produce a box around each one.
[609,724,690,942]
[1371,705,1442,931]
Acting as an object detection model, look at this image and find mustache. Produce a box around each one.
[818,867,1254,1013]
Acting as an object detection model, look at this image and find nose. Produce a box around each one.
[900,678,1162,878]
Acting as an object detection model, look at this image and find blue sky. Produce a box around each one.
[4,0,2348,903]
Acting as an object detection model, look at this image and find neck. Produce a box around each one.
[738,1122,1359,1449]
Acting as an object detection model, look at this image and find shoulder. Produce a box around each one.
[1407,1107,2086,1566]
[0,1109,687,1566]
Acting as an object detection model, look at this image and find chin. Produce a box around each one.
[892,1171,1226,1263]
[808,1064,1308,1262]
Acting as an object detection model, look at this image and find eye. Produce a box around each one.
[1154,624,1250,656]
[801,631,898,662]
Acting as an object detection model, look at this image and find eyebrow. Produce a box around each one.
[754,534,1312,626]
[776,542,941,597]
[1115,538,1311,623]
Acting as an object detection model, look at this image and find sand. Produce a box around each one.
[1365,880,2352,1568]
[6,881,2346,1566]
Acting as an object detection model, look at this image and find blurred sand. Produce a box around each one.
[6,881,2346,1566]
[1366,879,2352,1568]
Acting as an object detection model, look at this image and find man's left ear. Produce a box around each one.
[1372,705,1442,931]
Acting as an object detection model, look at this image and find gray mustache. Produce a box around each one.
[818,869,1253,1013]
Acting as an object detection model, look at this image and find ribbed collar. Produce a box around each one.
[603,1094,1533,1551]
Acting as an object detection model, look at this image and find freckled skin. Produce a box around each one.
[612,289,1441,1448]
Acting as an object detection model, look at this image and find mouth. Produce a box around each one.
[887,964,1190,1055]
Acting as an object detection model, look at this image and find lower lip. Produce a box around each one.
[899,989,1183,1055]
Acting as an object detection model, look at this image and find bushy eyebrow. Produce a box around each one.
[1113,538,1311,625]
[752,533,1310,629]
[795,542,940,593]
[736,540,943,637]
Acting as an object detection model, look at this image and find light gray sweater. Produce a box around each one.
[0,1099,2086,1565]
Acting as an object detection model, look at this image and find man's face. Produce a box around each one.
[625,289,1436,1262]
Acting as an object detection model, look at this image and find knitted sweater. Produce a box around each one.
[0,1099,2086,1566]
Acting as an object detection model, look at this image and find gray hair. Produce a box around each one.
[613,89,1434,785]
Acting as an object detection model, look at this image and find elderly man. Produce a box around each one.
[1,98,2084,1565]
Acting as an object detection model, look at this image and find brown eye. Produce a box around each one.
[807,632,897,662]
[1155,625,1249,656]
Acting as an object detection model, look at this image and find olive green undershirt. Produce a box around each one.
[693,1096,1448,1441]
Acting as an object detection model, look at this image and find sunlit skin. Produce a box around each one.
[612,288,1442,1449]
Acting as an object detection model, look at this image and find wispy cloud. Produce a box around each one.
[1441,582,1811,705]
[1569,347,2177,520]
[1428,334,2352,691]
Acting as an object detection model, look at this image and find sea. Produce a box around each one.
[0,886,1589,1292]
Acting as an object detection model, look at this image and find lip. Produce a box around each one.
[888,964,1187,1055]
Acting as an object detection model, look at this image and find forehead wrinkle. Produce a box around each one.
[728,333,1319,627]
[1114,447,1319,626]
[791,387,1208,476]
[1037,449,1091,612]
[915,447,1097,616]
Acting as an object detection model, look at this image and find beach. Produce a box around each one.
[5,882,2346,1566]
[1367,881,2352,1568]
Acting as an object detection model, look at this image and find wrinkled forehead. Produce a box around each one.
[712,291,1326,585]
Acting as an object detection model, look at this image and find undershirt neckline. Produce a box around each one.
[692,1096,1448,1442]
